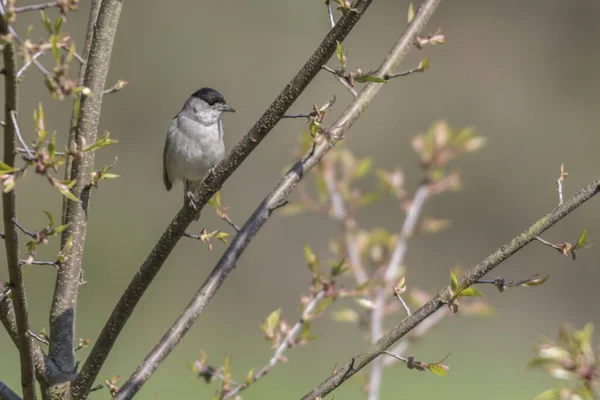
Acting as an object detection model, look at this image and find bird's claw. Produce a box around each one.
[186,191,199,213]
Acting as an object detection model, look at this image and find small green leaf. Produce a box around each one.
[310,297,333,316]
[417,58,430,72]
[303,244,318,274]
[49,35,60,64]
[427,364,447,376]
[574,228,591,250]
[40,11,53,35]
[43,210,55,227]
[449,270,458,293]
[54,16,63,34]
[53,224,69,234]
[521,275,549,287]
[330,258,347,277]
[458,287,483,297]
[357,192,379,207]
[49,131,57,159]
[535,388,561,400]
[407,2,415,23]
[354,157,372,178]
[57,185,79,202]
[82,132,119,152]
[261,308,281,337]
[331,308,360,323]
[0,162,15,173]
[335,41,345,71]
[354,75,387,83]
[245,369,254,385]
[66,41,75,64]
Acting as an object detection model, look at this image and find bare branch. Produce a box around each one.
[0,4,38,398]
[300,177,600,399]
[73,3,375,397]
[27,330,49,346]
[49,0,123,383]
[321,65,358,97]
[16,50,44,80]
[112,1,438,397]
[0,380,22,400]
[325,0,336,28]
[369,184,428,400]
[14,2,58,13]
[9,111,33,160]
[224,289,328,399]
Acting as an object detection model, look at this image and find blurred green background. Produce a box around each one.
[2,0,600,399]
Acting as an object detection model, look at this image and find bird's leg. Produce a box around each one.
[186,190,199,212]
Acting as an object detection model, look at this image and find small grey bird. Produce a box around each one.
[163,87,235,220]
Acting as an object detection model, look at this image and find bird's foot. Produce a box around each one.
[186,191,200,213]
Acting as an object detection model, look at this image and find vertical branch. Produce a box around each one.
[0,9,38,400]
[61,0,102,227]
[48,0,123,381]
[368,184,428,400]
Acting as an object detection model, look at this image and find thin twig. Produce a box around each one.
[322,158,368,284]
[282,113,312,119]
[369,185,428,400]
[20,260,58,267]
[10,111,33,160]
[222,215,240,233]
[385,66,422,79]
[74,3,376,397]
[16,50,44,79]
[325,0,336,28]
[535,236,562,250]
[321,65,358,97]
[224,289,328,399]
[112,1,434,396]
[300,177,600,400]
[394,290,411,317]
[27,330,50,346]
[14,2,58,13]
[11,218,36,239]
[382,351,407,363]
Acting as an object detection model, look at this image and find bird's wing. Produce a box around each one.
[163,132,173,191]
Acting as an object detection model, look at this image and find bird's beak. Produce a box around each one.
[220,104,236,113]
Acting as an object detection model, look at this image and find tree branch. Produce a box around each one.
[368,184,428,400]
[111,1,440,397]
[0,5,38,399]
[14,2,58,13]
[48,0,123,388]
[72,2,375,398]
[300,177,600,399]
[0,381,22,400]
[224,289,328,399]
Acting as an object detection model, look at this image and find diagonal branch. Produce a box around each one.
[300,177,600,399]
[72,2,375,398]
[48,0,123,384]
[0,6,38,399]
[112,1,441,398]
[0,380,22,400]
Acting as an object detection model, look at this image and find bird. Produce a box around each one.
[163,87,235,220]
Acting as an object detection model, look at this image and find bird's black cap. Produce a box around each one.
[191,87,227,106]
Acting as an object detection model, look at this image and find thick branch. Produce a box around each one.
[48,0,123,386]
[300,177,600,399]
[0,7,38,400]
[112,1,440,397]
[72,2,374,398]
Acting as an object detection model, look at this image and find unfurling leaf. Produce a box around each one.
[407,2,415,22]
